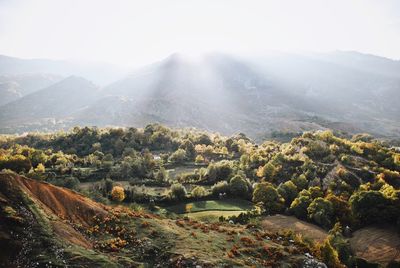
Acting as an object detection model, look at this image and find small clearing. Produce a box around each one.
[262,215,328,242]
[350,226,400,265]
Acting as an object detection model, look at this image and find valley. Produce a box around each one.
[1,125,399,267]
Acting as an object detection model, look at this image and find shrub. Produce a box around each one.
[319,239,345,268]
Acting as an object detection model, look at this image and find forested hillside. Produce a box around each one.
[1,125,399,266]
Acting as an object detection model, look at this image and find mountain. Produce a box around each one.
[0,73,63,106]
[80,52,400,138]
[0,76,99,133]
[0,55,127,85]
[315,51,400,79]
[0,51,399,139]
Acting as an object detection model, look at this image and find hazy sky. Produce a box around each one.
[0,0,399,66]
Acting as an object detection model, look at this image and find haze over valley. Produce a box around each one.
[0,51,399,140]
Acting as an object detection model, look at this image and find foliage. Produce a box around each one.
[307,197,334,229]
[211,181,230,196]
[168,149,187,164]
[169,183,187,201]
[290,194,312,220]
[277,180,298,206]
[229,174,249,198]
[349,189,400,225]
[111,186,125,202]
[252,182,284,214]
[1,124,400,232]
[191,186,207,199]
[318,239,345,268]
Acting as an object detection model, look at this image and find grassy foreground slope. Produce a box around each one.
[0,172,326,267]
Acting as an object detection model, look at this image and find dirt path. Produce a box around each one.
[350,226,400,265]
[261,215,328,242]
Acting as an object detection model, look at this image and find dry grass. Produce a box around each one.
[262,215,328,243]
[350,226,400,265]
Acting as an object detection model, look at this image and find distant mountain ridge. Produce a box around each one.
[0,76,99,132]
[0,51,399,139]
[0,54,127,85]
[0,73,63,106]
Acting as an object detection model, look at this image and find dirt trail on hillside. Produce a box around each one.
[262,215,328,242]
[350,226,400,265]
[12,174,108,227]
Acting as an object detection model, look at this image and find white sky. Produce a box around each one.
[0,0,399,66]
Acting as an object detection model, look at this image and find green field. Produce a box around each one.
[182,210,247,222]
[166,199,254,214]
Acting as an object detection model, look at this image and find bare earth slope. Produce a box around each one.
[12,174,108,227]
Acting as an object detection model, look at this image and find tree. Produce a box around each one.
[0,154,31,173]
[349,190,399,224]
[326,194,352,225]
[30,150,47,167]
[229,174,249,198]
[180,140,195,159]
[194,133,212,145]
[308,186,324,199]
[155,167,168,182]
[101,154,113,169]
[256,162,278,182]
[168,149,187,164]
[195,154,205,164]
[111,186,125,202]
[104,178,114,193]
[277,181,299,206]
[206,160,233,182]
[307,197,334,229]
[211,181,230,196]
[291,174,308,190]
[169,183,187,200]
[290,195,312,220]
[35,163,46,173]
[191,186,207,199]
[252,182,284,214]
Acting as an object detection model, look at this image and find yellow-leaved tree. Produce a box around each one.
[111,186,125,202]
